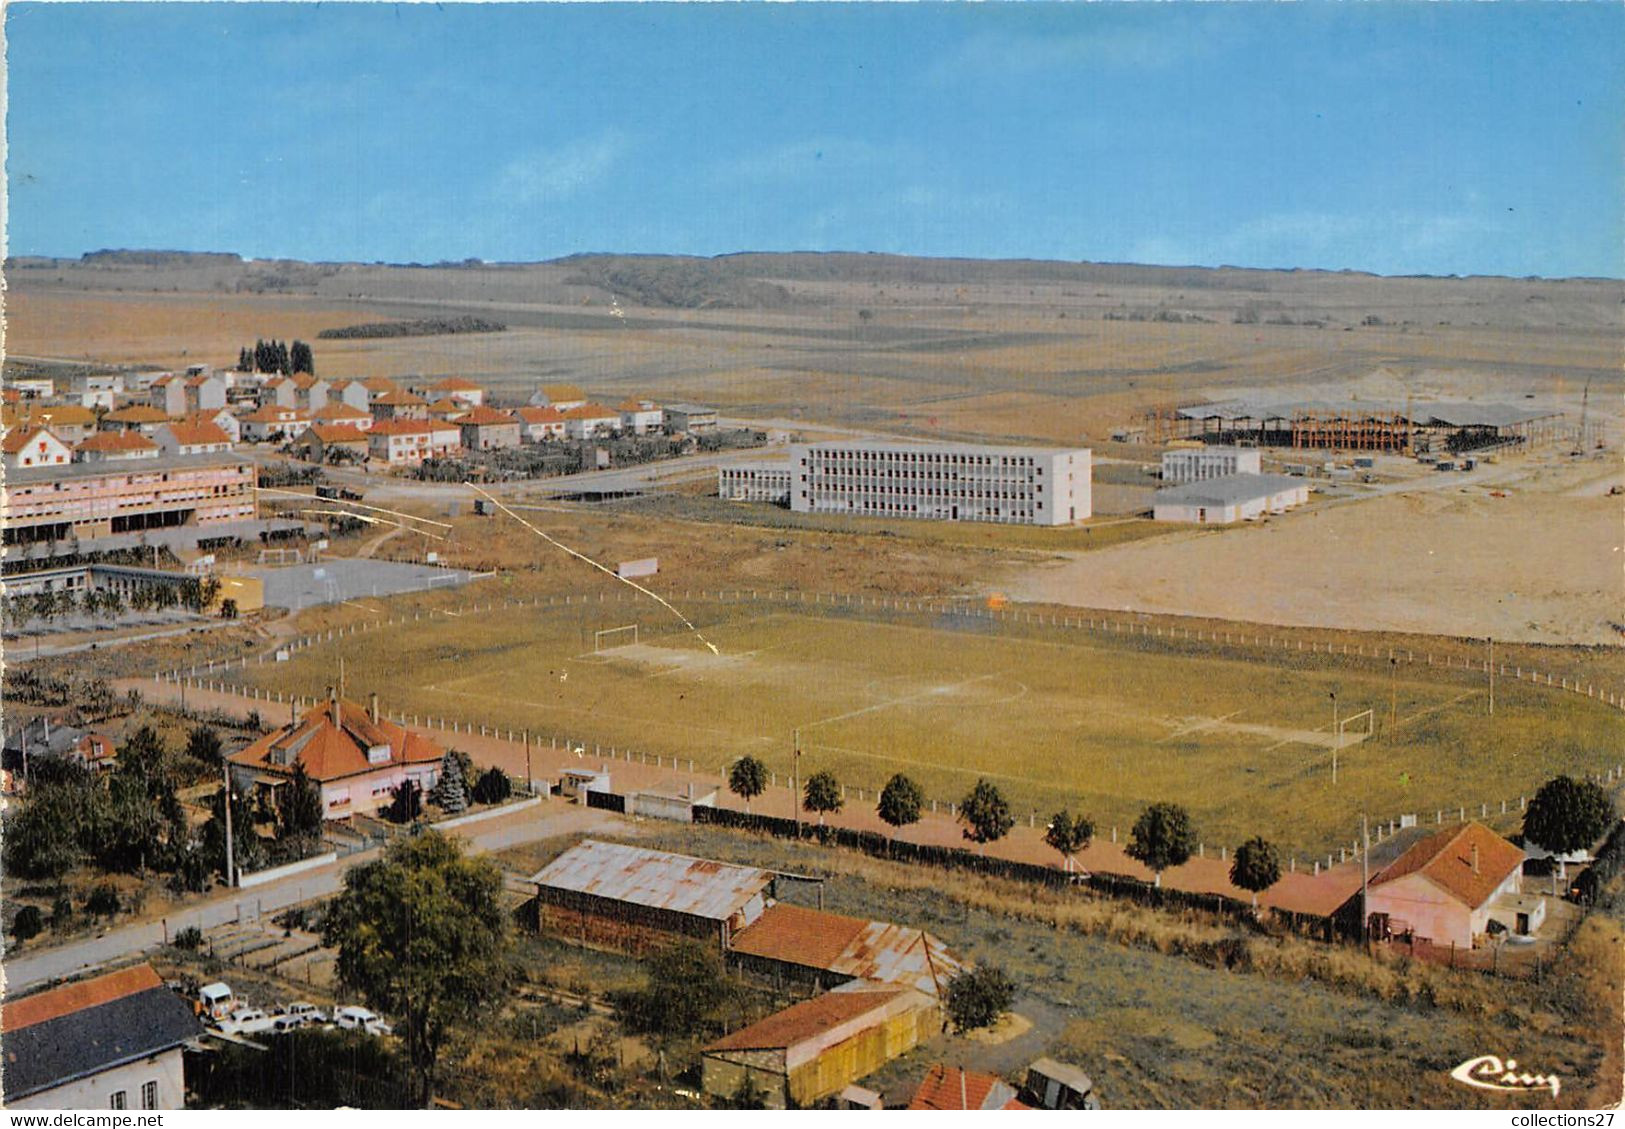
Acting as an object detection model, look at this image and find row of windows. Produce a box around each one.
[110,1080,159,1109]
[807,487,1035,501]
[807,450,1043,468]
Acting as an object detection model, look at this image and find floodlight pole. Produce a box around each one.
[1487,637,1495,717]
[792,732,802,840]
[1389,656,1398,731]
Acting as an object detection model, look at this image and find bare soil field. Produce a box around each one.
[1005,448,1624,646]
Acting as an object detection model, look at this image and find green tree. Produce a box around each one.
[86,882,122,921]
[429,751,469,814]
[942,964,1016,1033]
[384,779,424,823]
[877,773,924,846]
[1044,809,1094,874]
[1126,802,1197,888]
[728,755,768,813]
[185,724,223,767]
[278,761,325,842]
[51,892,75,934]
[470,766,511,807]
[612,939,735,1038]
[202,785,264,878]
[957,779,1014,853]
[291,340,315,376]
[1229,836,1282,908]
[1524,776,1616,877]
[321,830,510,1107]
[802,770,843,827]
[10,905,44,945]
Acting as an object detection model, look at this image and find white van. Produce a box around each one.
[199,982,235,1022]
[334,1006,392,1036]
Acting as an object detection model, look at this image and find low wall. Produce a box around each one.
[237,850,339,889]
[434,795,543,830]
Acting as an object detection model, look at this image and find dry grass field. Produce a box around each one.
[219,600,1621,856]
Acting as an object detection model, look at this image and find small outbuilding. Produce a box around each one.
[1153,472,1309,524]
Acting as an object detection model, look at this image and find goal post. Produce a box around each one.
[1338,708,1375,743]
[594,624,639,652]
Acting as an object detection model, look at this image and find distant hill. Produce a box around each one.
[79,249,244,267]
[558,254,795,309]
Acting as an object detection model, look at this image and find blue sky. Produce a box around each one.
[8,3,1623,277]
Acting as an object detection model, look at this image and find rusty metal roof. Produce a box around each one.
[729,903,967,997]
[702,988,906,1054]
[530,839,772,921]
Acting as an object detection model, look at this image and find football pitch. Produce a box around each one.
[233,601,1622,854]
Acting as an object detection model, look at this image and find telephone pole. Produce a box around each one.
[1361,813,1371,951]
[1487,637,1495,717]
[792,729,802,839]
[1330,691,1339,786]
[221,757,237,888]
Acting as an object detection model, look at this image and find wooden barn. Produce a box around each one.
[701,985,939,1109]
[530,839,774,955]
[728,902,966,997]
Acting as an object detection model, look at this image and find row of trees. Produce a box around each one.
[239,338,315,376]
[723,756,1286,904]
[1,578,222,632]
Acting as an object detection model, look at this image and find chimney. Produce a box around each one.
[1472,845,1480,875]
[328,685,340,728]
[370,692,379,725]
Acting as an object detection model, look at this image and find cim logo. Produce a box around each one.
[1450,1055,1560,1099]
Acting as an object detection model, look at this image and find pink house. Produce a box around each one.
[1365,821,1529,949]
[229,692,446,820]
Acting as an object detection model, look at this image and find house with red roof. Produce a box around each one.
[618,398,664,435]
[369,389,430,422]
[516,405,567,442]
[153,420,234,457]
[239,405,312,443]
[3,427,73,471]
[310,401,376,432]
[75,430,161,464]
[100,404,170,435]
[229,690,447,820]
[297,424,371,464]
[1364,821,1532,948]
[458,406,522,450]
[562,402,621,440]
[908,1064,1029,1110]
[367,418,461,466]
[428,376,486,406]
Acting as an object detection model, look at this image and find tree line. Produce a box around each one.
[239,339,315,377]
[1,578,222,631]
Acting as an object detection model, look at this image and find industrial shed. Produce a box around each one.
[1153,473,1309,524]
[729,903,966,997]
[530,839,774,954]
[701,985,939,1109]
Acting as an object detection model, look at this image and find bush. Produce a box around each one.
[943,964,1016,1033]
[86,883,122,920]
[384,779,423,824]
[174,925,204,951]
[471,767,512,807]
[11,905,44,944]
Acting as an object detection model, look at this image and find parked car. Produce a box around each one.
[198,982,235,1022]
[271,1015,305,1035]
[220,1007,271,1035]
[286,1001,329,1026]
[335,1006,392,1036]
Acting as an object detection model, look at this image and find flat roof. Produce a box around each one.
[531,839,773,921]
[5,451,253,487]
[798,440,1088,458]
[1154,473,1307,508]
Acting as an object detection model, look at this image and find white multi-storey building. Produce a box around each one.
[719,461,792,504]
[1161,445,1262,484]
[790,442,1090,526]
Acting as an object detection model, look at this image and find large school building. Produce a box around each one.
[789,441,1091,526]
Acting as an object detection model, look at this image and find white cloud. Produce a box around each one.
[497,130,628,205]
[930,26,1222,84]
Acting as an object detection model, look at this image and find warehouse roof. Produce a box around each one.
[1176,398,1555,429]
[1154,473,1306,508]
[531,839,772,921]
[2,964,200,1102]
[729,903,968,997]
[703,987,905,1054]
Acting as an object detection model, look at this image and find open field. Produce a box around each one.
[218,600,1622,856]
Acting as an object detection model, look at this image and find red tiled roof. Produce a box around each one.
[731,903,870,970]
[372,390,428,406]
[703,989,904,1053]
[239,406,308,424]
[307,424,369,444]
[163,421,232,446]
[517,406,565,423]
[229,697,444,784]
[2,965,162,1033]
[313,402,371,421]
[457,406,517,426]
[562,403,617,420]
[1371,821,1524,910]
[908,1065,1028,1111]
[105,405,169,423]
[3,427,61,455]
[36,405,97,426]
[363,377,399,392]
[433,377,483,391]
[617,398,658,412]
[368,418,434,437]
[77,430,159,453]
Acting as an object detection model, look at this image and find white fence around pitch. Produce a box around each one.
[151,586,1624,867]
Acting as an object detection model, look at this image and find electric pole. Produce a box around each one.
[792,729,802,840]
[1330,691,1339,786]
[1487,637,1495,717]
[221,757,237,887]
[1361,813,1371,951]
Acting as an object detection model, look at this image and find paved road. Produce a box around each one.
[1,802,616,996]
